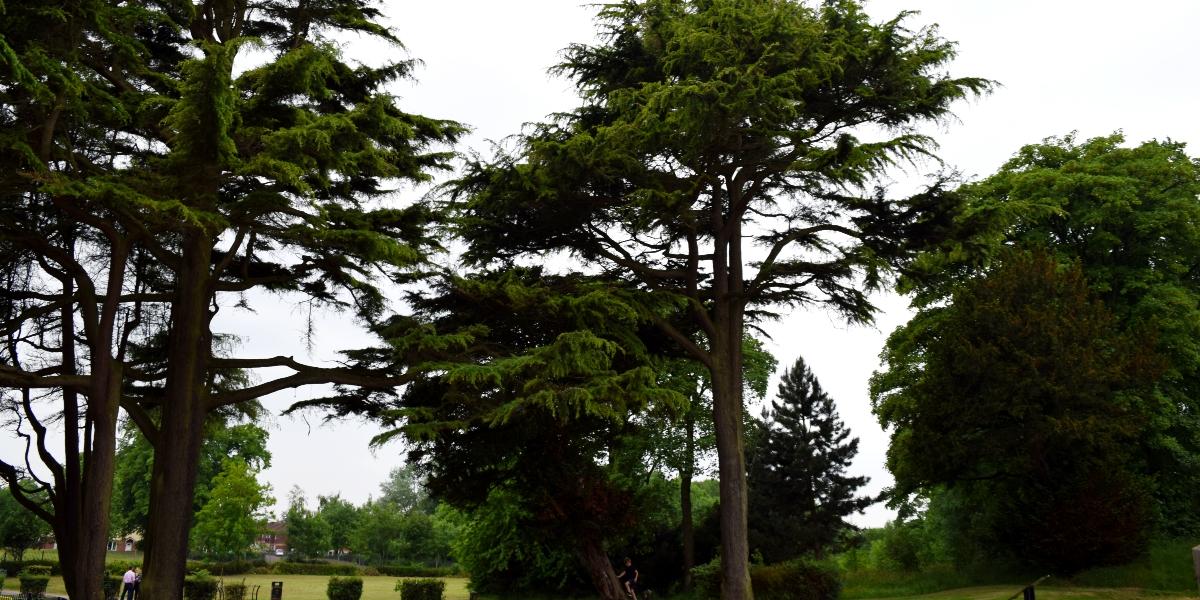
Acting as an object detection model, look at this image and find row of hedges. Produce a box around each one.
[693,559,841,600]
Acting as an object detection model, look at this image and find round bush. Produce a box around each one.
[327,576,363,600]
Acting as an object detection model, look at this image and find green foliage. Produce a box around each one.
[286,492,332,561]
[112,416,272,538]
[317,494,359,556]
[102,574,123,600]
[396,578,445,600]
[18,572,50,596]
[874,251,1160,572]
[447,2,987,595]
[190,458,272,559]
[748,356,873,562]
[224,582,248,600]
[23,565,51,576]
[0,491,50,562]
[693,558,840,600]
[326,575,363,600]
[183,571,220,600]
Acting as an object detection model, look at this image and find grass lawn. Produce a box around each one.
[35,575,472,600]
[848,586,1198,600]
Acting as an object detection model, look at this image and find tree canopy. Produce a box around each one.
[449,2,986,596]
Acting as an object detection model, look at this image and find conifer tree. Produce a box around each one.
[450,2,987,595]
[748,356,872,562]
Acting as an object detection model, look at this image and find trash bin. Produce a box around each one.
[271,581,283,600]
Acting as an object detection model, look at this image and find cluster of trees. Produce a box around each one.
[283,466,455,567]
[0,0,1003,599]
[871,134,1200,573]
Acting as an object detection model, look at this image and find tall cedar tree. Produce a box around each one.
[872,251,1162,571]
[450,2,987,596]
[0,2,174,598]
[748,356,872,562]
[1,1,462,598]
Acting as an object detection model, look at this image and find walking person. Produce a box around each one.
[120,567,136,600]
[131,567,142,600]
[617,557,639,599]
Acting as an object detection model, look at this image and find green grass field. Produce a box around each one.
[32,574,471,600]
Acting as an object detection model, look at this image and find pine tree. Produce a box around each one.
[748,356,873,562]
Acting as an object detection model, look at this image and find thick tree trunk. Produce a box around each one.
[681,415,696,591]
[54,256,123,600]
[707,198,752,599]
[141,230,213,600]
[577,535,627,600]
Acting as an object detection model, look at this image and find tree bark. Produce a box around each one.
[141,229,213,600]
[577,534,627,600]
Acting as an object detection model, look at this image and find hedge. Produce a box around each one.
[184,571,220,600]
[275,561,360,576]
[376,565,457,578]
[693,559,841,600]
[19,573,51,596]
[224,582,248,600]
[0,559,59,576]
[396,578,445,600]
[327,576,363,600]
[102,574,124,600]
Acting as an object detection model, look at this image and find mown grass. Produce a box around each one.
[33,574,471,600]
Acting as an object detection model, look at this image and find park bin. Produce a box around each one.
[271,581,283,600]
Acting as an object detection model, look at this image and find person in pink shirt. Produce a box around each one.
[120,567,136,600]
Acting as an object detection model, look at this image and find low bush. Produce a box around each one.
[187,558,266,575]
[184,570,220,600]
[224,581,248,600]
[275,561,360,576]
[692,559,841,600]
[24,565,52,576]
[102,574,124,600]
[1,559,60,576]
[396,578,446,600]
[19,572,51,597]
[327,576,364,600]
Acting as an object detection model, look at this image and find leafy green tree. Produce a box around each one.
[317,494,359,557]
[0,486,51,562]
[352,499,406,564]
[941,134,1200,535]
[872,250,1160,572]
[379,464,435,515]
[190,459,271,559]
[111,419,271,538]
[448,1,986,596]
[285,490,331,560]
[747,356,873,562]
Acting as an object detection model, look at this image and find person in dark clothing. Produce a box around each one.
[617,557,639,599]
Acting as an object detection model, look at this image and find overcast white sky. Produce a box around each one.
[227,1,1200,527]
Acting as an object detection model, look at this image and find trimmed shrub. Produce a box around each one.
[396,578,446,600]
[24,565,52,576]
[102,574,124,600]
[692,559,840,600]
[19,572,51,597]
[224,581,248,600]
[184,571,221,600]
[1,559,60,576]
[327,576,363,600]
[187,558,266,576]
[275,561,360,576]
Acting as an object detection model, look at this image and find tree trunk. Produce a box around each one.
[141,230,213,600]
[577,534,626,600]
[681,414,696,591]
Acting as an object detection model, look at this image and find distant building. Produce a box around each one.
[257,521,288,554]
